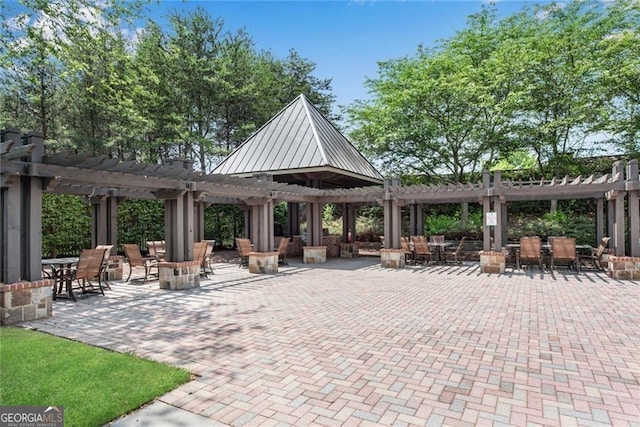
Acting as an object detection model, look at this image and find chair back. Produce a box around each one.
[454,236,467,256]
[519,237,541,260]
[595,236,610,257]
[400,237,411,253]
[235,238,253,256]
[123,244,144,267]
[204,241,214,262]
[95,244,114,265]
[411,235,426,245]
[551,237,576,261]
[413,240,431,255]
[277,237,291,255]
[75,249,105,281]
[193,241,208,264]
[430,235,445,244]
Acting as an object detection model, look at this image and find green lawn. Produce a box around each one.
[0,327,191,426]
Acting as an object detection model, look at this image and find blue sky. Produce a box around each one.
[145,1,545,110]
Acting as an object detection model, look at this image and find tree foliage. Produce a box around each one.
[347,1,640,182]
[1,1,335,171]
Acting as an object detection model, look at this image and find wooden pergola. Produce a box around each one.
[1,127,639,287]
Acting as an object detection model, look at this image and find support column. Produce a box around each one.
[194,201,205,242]
[91,194,118,254]
[306,201,323,246]
[492,171,503,251]
[382,178,402,249]
[482,170,492,252]
[287,202,300,236]
[1,131,45,282]
[596,198,604,245]
[247,198,274,252]
[612,161,626,256]
[408,202,423,237]
[342,204,358,243]
[627,160,639,257]
[501,200,509,246]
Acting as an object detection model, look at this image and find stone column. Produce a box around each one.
[247,197,274,252]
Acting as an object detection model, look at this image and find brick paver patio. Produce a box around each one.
[26,257,640,426]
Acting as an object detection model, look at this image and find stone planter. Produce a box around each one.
[479,251,506,274]
[340,243,359,258]
[380,249,405,268]
[608,256,640,280]
[303,246,327,264]
[158,260,201,290]
[248,252,279,274]
[1,279,53,325]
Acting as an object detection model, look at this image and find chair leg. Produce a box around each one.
[126,263,133,282]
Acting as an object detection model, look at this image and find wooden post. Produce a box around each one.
[287,202,300,236]
[0,131,45,283]
[382,178,402,249]
[596,198,604,245]
[627,160,639,257]
[482,170,492,252]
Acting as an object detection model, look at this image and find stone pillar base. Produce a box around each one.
[480,251,506,273]
[1,280,54,325]
[380,249,405,268]
[608,256,640,280]
[340,243,359,258]
[158,261,201,290]
[248,252,279,274]
[303,246,327,264]
[103,255,124,281]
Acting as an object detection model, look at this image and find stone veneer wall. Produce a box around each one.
[380,249,405,268]
[158,260,201,290]
[303,246,327,264]
[248,252,279,274]
[103,255,124,281]
[1,279,53,325]
[340,243,360,258]
[479,251,506,274]
[322,235,341,257]
[608,256,640,280]
[289,236,304,257]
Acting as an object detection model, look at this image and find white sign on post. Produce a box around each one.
[486,212,497,226]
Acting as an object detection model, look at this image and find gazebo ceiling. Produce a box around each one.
[212,94,384,189]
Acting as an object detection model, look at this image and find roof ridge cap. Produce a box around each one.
[300,94,328,166]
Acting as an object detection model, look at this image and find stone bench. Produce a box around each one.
[303,246,327,264]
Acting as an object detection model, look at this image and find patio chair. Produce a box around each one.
[235,238,253,267]
[193,241,209,278]
[276,237,291,265]
[71,248,107,296]
[412,240,432,265]
[429,235,445,244]
[147,240,165,261]
[518,236,543,270]
[95,244,114,290]
[202,240,215,274]
[442,236,467,265]
[123,243,159,282]
[550,237,578,271]
[579,236,610,271]
[400,237,414,264]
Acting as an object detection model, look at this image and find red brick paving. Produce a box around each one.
[27,258,640,426]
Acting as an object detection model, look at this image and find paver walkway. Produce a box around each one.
[26,258,640,426]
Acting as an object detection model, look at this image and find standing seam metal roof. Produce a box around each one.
[212,94,383,183]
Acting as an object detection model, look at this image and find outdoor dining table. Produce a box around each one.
[42,257,79,301]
